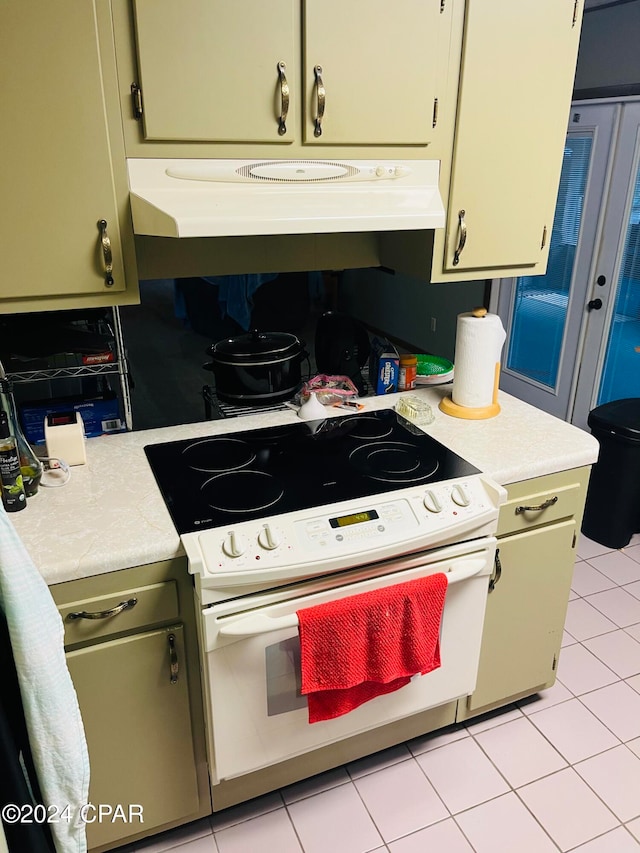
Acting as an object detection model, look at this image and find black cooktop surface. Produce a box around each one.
[144,409,479,535]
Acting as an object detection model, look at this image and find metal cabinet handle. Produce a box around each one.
[66,597,138,621]
[488,548,502,593]
[453,209,467,266]
[515,496,558,515]
[313,65,325,137]
[167,633,179,684]
[277,61,289,136]
[97,219,114,287]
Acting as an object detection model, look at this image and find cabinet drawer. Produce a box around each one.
[58,580,179,646]
[497,468,589,538]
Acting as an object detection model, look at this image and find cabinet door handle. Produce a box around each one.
[66,597,138,621]
[488,548,502,593]
[313,64,325,137]
[453,209,467,265]
[515,496,558,515]
[97,219,115,287]
[277,61,289,136]
[167,633,179,684]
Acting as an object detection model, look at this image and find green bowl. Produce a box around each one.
[416,354,454,376]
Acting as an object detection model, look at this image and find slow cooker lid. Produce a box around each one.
[212,331,301,359]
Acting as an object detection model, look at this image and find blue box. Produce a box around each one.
[369,336,400,395]
[19,396,124,445]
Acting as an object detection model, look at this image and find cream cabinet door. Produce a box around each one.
[133,0,297,142]
[0,1,130,302]
[303,0,443,145]
[462,519,576,716]
[442,0,583,273]
[66,626,199,850]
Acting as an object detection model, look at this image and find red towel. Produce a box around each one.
[297,573,448,724]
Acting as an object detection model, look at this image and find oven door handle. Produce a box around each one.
[217,557,489,638]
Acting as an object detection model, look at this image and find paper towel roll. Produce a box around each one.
[451,311,507,409]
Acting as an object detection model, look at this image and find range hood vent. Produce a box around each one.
[127,159,445,239]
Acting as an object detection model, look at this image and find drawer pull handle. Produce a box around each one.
[277,61,289,136]
[488,548,502,593]
[515,496,558,515]
[168,633,179,684]
[66,597,138,621]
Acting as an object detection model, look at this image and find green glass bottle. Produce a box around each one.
[0,377,43,497]
[0,410,27,511]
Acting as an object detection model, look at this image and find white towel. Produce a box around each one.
[0,506,89,853]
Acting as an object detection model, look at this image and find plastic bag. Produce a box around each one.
[296,374,360,406]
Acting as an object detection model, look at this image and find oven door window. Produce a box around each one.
[203,542,495,783]
[265,636,306,716]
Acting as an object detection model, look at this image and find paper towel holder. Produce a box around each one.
[439,306,502,420]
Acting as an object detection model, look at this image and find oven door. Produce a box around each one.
[201,537,495,783]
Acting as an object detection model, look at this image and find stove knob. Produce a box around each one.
[222,531,247,558]
[258,523,281,551]
[451,484,471,507]
[423,490,443,513]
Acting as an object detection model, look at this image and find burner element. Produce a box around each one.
[341,415,394,441]
[182,438,255,473]
[201,470,285,514]
[349,441,439,483]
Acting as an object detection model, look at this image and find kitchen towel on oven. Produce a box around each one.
[297,573,448,723]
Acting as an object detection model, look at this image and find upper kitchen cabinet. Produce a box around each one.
[0,1,139,313]
[123,0,451,152]
[302,0,442,145]
[434,0,584,280]
[132,0,297,143]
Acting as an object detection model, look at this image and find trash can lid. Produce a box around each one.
[588,398,640,440]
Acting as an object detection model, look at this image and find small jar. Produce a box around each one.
[398,354,417,391]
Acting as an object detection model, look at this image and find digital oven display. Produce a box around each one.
[329,509,379,529]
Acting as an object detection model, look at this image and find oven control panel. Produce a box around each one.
[184,475,505,591]
[297,499,418,553]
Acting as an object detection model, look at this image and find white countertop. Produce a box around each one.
[9,387,599,587]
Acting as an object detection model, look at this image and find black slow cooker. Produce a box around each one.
[204,330,307,404]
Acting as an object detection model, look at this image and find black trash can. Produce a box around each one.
[582,398,640,549]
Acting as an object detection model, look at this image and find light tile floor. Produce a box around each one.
[122,532,640,853]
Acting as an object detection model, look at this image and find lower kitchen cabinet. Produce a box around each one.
[66,627,197,850]
[457,467,590,720]
[460,519,576,716]
[51,559,210,852]
[458,466,590,720]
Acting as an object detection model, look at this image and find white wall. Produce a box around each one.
[338,268,485,358]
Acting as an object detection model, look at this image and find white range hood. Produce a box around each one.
[127,158,445,239]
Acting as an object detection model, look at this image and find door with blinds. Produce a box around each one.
[497,100,640,428]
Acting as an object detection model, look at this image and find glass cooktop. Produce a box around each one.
[144,409,479,535]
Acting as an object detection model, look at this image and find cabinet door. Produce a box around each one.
[303,0,442,145]
[463,519,576,715]
[0,2,131,301]
[66,626,199,850]
[133,0,296,142]
[442,0,582,273]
